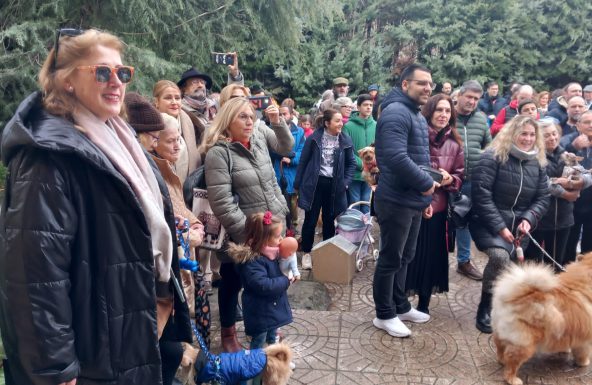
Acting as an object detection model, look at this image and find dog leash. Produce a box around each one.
[523,231,566,272]
[191,320,223,385]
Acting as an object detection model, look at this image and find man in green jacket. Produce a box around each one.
[455,80,492,281]
[343,94,376,213]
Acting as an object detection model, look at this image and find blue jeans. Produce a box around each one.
[455,181,472,264]
[249,328,277,349]
[347,180,371,214]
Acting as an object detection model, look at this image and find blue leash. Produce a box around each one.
[191,320,223,385]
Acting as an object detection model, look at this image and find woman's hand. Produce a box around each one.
[499,227,514,243]
[188,225,204,248]
[266,105,280,125]
[422,204,433,219]
[562,190,580,202]
[517,220,531,235]
[439,168,453,186]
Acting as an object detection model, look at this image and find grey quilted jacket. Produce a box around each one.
[204,120,294,249]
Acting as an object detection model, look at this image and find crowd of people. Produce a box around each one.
[1,28,592,384]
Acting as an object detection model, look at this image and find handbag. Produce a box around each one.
[447,191,472,229]
[190,145,233,251]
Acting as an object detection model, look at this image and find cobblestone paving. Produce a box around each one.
[209,240,592,385]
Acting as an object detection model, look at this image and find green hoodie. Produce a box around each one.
[342,112,377,181]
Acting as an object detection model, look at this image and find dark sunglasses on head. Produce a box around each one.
[76,65,135,83]
[52,28,85,71]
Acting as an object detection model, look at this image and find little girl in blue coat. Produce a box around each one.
[229,211,294,349]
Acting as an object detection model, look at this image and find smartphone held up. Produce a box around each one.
[249,96,271,111]
[211,52,234,65]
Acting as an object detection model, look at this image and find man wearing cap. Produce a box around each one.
[368,84,382,120]
[320,77,350,113]
[584,85,592,108]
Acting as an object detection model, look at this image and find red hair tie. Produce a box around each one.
[263,211,273,225]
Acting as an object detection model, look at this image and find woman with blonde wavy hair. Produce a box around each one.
[0,28,192,384]
[202,96,293,352]
[469,115,550,334]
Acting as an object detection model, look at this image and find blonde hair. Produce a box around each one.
[153,80,181,102]
[199,97,255,153]
[489,115,547,166]
[39,29,124,121]
[219,84,249,107]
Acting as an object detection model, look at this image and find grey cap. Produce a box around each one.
[584,84,592,92]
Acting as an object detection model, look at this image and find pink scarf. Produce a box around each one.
[72,106,173,282]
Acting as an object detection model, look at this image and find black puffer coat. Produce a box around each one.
[0,92,190,385]
[469,149,550,253]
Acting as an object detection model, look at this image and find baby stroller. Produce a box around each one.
[334,201,378,272]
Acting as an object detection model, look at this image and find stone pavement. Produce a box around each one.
[208,244,592,385]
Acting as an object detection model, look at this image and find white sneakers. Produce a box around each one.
[373,308,431,338]
[301,253,312,270]
[289,361,296,370]
[398,308,431,323]
[373,317,411,337]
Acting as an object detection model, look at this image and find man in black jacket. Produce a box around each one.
[372,64,438,338]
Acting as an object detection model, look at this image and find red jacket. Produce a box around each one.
[428,126,465,213]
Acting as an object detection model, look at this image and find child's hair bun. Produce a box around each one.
[278,237,298,257]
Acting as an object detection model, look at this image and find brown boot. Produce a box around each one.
[221,325,242,352]
[457,261,483,281]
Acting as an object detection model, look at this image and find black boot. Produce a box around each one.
[476,291,492,333]
[417,294,431,315]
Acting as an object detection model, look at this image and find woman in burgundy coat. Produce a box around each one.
[405,94,465,315]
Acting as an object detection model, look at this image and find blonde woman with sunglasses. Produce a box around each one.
[0,28,192,385]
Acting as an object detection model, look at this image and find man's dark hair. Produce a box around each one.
[487,81,499,89]
[356,94,373,106]
[399,63,431,86]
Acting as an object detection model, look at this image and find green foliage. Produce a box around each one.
[1,0,592,130]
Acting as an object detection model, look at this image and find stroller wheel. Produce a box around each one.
[356,258,364,272]
[373,249,379,260]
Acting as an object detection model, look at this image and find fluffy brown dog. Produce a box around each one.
[491,253,592,385]
[358,145,379,187]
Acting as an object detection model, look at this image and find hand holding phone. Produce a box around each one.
[211,52,234,65]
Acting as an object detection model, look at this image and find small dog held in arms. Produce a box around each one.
[194,342,293,385]
[491,252,592,385]
[358,145,379,187]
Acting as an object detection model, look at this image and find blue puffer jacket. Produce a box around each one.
[374,87,433,209]
[271,122,306,194]
[294,128,356,215]
[229,243,292,336]
[195,348,267,384]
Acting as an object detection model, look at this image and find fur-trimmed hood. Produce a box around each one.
[227,242,259,264]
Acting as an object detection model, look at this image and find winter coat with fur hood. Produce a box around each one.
[228,243,292,336]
